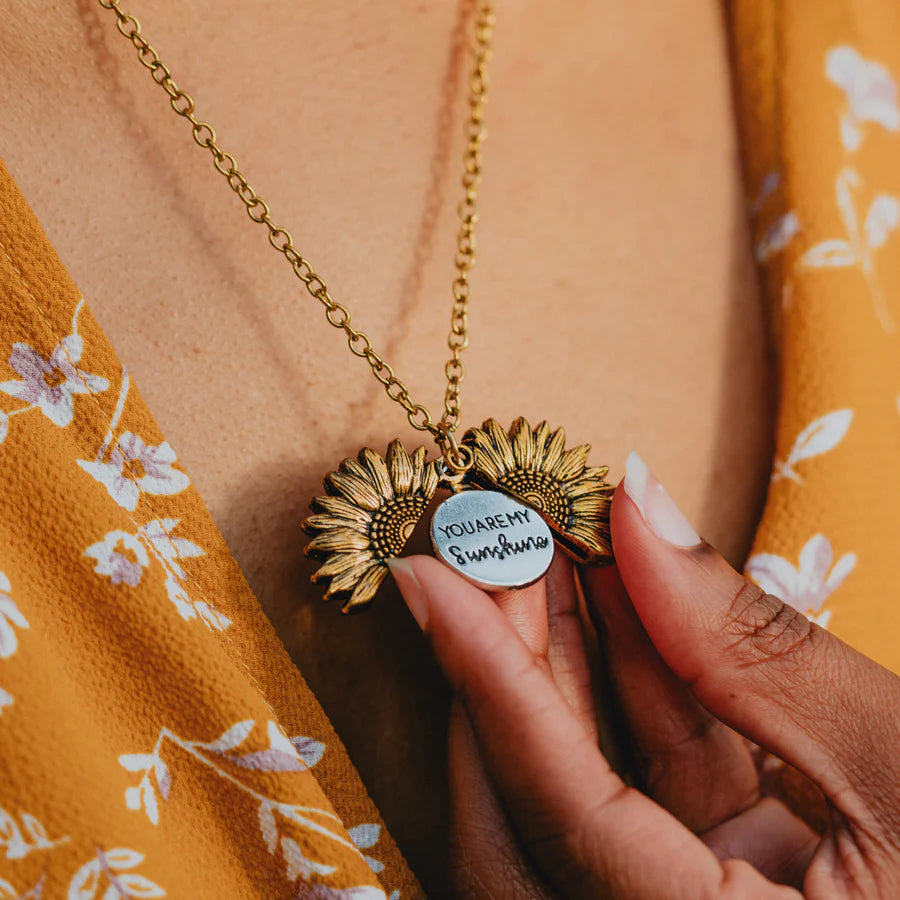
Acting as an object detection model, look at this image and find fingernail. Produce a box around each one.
[623,451,701,548]
[387,557,429,630]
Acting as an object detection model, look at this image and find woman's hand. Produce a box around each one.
[388,452,900,898]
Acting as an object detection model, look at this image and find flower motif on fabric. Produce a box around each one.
[746,534,857,629]
[84,532,149,587]
[826,46,900,151]
[67,848,165,899]
[800,167,898,332]
[84,519,227,631]
[119,720,380,892]
[0,299,108,441]
[79,432,189,513]
[0,571,28,714]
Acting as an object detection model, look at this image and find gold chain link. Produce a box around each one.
[97,0,493,459]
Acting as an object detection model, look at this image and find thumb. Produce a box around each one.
[612,451,900,819]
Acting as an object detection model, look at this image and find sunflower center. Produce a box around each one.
[498,469,570,527]
[369,495,429,560]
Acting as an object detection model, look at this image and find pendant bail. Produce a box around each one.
[435,424,474,489]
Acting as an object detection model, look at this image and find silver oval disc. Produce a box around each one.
[430,489,554,591]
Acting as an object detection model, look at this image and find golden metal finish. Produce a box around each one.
[98,0,494,455]
[303,441,441,613]
[98,2,616,609]
[463,418,615,565]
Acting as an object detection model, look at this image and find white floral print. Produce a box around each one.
[84,531,149,587]
[85,520,229,631]
[755,211,800,262]
[826,46,900,150]
[164,576,231,631]
[772,409,853,483]
[0,572,27,658]
[119,719,378,889]
[350,824,386,874]
[0,571,28,714]
[0,807,67,860]
[800,167,898,332]
[0,299,108,433]
[138,518,203,581]
[68,847,165,899]
[746,535,857,628]
[78,432,189,512]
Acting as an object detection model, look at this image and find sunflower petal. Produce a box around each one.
[532,421,551,465]
[304,514,369,535]
[305,527,371,555]
[342,564,390,613]
[570,495,611,516]
[542,427,567,474]
[510,417,535,471]
[420,459,440,497]
[388,440,414,495]
[313,550,375,582]
[342,458,371,482]
[567,477,608,498]
[360,448,393,501]
[311,495,374,524]
[325,559,379,598]
[466,428,503,480]
[327,471,381,510]
[554,445,591,481]
[410,446,427,494]
[486,419,515,471]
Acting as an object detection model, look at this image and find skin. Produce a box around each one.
[0,0,773,886]
[390,482,900,898]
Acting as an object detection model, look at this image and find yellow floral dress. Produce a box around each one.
[1,2,899,896]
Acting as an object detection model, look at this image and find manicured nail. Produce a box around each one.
[623,451,701,548]
[387,557,429,630]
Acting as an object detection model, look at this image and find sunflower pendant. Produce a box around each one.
[302,418,614,613]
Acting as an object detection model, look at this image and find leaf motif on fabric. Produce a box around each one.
[755,211,800,262]
[205,719,255,753]
[233,749,305,772]
[0,808,26,859]
[800,238,857,268]
[290,736,326,768]
[108,874,165,898]
[258,802,278,854]
[281,837,337,882]
[119,754,158,773]
[773,409,853,483]
[103,848,144,870]
[864,194,900,248]
[68,860,101,900]
[348,824,381,850]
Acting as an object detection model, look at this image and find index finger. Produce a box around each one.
[389,555,796,899]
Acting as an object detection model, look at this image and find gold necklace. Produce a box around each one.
[99,0,614,612]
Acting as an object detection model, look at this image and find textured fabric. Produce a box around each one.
[728,0,900,830]
[0,160,420,898]
[731,0,900,672]
[2,3,900,896]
